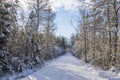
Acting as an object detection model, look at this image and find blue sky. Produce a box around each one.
[48,0,80,38]
[19,0,92,38]
[55,8,78,38]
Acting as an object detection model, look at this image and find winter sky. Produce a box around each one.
[48,0,92,38]
[19,0,91,38]
[49,0,80,38]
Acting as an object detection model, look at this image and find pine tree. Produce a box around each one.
[0,0,12,72]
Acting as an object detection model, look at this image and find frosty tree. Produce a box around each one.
[0,0,12,72]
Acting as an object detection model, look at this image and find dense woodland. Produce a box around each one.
[1,0,120,78]
[72,0,120,70]
[0,0,67,75]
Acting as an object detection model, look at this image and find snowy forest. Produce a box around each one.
[72,0,120,70]
[0,0,67,77]
[0,0,120,80]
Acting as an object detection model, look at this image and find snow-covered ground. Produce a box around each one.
[18,53,120,80]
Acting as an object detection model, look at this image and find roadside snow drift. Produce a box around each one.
[18,53,119,80]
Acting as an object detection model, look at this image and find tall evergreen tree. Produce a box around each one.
[0,0,12,72]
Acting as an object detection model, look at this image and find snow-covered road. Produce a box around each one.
[18,53,117,80]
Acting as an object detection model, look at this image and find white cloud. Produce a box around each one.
[84,0,94,7]
[84,0,92,3]
[49,0,80,11]
[19,0,29,10]
[18,0,93,11]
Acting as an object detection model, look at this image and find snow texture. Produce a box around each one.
[17,53,120,80]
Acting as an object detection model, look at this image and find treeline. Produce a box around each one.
[0,0,66,75]
[72,0,120,70]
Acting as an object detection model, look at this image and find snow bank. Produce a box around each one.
[3,53,120,80]
[18,53,108,80]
